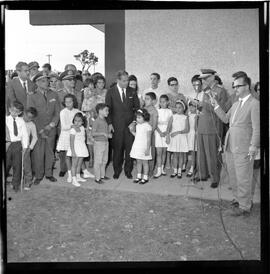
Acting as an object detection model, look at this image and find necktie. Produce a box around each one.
[231,99,243,124]
[13,118,18,136]
[122,88,126,102]
[23,81,27,93]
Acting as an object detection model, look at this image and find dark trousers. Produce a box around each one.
[6,141,22,189]
[59,150,68,173]
[148,134,156,177]
[23,148,33,184]
[112,126,134,176]
[32,130,56,180]
[196,133,222,184]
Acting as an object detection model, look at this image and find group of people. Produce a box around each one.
[5,60,260,217]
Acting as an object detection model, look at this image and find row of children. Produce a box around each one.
[129,92,197,184]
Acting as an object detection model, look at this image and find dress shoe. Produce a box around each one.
[177,173,182,179]
[113,174,120,179]
[192,177,207,182]
[139,179,148,184]
[126,173,133,179]
[95,179,105,184]
[133,178,141,183]
[46,176,57,182]
[210,182,218,188]
[228,207,250,217]
[170,173,177,178]
[33,178,41,185]
[59,171,66,177]
[101,176,110,180]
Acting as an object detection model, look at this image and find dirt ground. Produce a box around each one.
[6,182,260,262]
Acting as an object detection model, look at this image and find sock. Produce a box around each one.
[143,174,148,180]
[189,166,194,173]
[161,165,165,172]
[137,173,142,179]
[76,173,81,178]
[83,169,88,173]
[178,168,182,174]
[68,170,72,177]
[182,164,186,169]
[173,168,177,174]
[156,167,161,175]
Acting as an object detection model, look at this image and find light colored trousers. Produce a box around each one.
[225,148,255,211]
[94,141,108,180]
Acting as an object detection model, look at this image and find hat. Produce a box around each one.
[48,72,59,79]
[28,61,40,70]
[59,70,76,81]
[32,72,49,82]
[198,69,217,79]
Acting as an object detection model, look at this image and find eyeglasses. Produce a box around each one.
[232,84,246,89]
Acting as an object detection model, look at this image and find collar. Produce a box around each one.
[18,77,27,85]
[239,93,251,104]
[117,84,125,92]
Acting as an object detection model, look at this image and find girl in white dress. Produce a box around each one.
[154,95,173,178]
[66,113,89,187]
[166,100,190,179]
[130,109,152,184]
[57,94,80,181]
[186,102,197,177]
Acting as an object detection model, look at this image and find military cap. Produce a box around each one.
[28,61,40,70]
[49,72,59,79]
[59,70,76,81]
[32,71,49,82]
[199,69,217,79]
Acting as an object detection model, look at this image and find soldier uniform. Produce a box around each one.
[27,72,60,184]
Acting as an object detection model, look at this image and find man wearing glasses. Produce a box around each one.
[211,72,260,216]
[27,72,60,185]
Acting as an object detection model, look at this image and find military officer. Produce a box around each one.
[27,72,60,184]
[28,61,40,82]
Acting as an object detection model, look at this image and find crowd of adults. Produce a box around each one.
[5,60,260,217]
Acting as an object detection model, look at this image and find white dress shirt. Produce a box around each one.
[142,86,164,108]
[6,115,29,149]
[18,77,28,93]
[117,84,126,102]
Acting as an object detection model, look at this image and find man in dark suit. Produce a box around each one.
[6,62,35,111]
[27,72,60,185]
[105,70,140,179]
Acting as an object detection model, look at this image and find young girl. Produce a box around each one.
[81,78,96,113]
[57,94,81,181]
[66,113,89,186]
[186,102,197,177]
[129,109,152,184]
[166,100,190,179]
[154,94,173,178]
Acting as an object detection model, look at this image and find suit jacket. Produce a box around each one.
[6,77,35,109]
[105,86,140,131]
[215,95,260,153]
[27,89,60,133]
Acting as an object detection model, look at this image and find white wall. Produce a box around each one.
[125,9,259,97]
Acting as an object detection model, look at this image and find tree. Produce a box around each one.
[74,50,98,71]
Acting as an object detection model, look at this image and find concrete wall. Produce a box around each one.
[125,9,259,97]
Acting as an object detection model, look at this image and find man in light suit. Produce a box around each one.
[105,70,140,179]
[211,72,260,216]
[6,62,35,111]
[27,72,60,185]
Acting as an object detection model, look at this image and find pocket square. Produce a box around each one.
[49,98,56,102]
[129,96,133,99]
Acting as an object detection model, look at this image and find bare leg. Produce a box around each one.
[156,148,162,168]
[66,156,72,171]
[76,157,84,175]
[142,160,149,178]
[136,159,143,178]
[172,152,179,174]
[71,157,79,177]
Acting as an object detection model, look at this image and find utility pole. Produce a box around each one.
[46,54,52,64]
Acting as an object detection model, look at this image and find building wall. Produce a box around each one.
[125,9,259,97]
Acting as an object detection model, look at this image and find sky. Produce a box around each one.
[5,10,105,74]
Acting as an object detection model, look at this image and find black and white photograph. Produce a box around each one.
[2,1,268,272]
